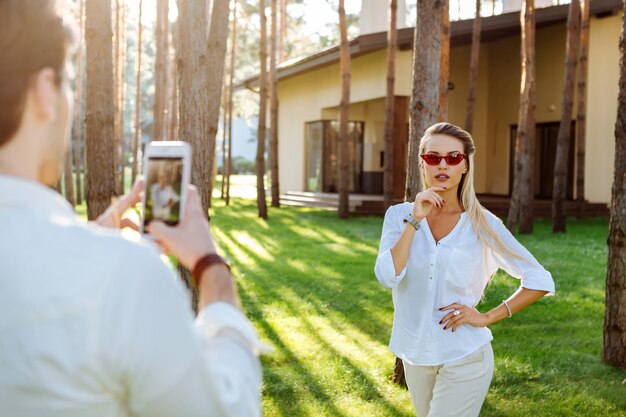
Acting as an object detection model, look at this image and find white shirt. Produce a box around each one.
[0,175,263,417]
[374,202,555,366]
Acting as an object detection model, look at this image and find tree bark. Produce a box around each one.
[279,0,287,63]
[205,0,230,210]
[221,65,228,200]
[85,0,116,220]
[506,0,536,234]
[465,0,481,134]
[153,0,169,142]
[438,0,450,122]
[114,0,126,195]
[603,0,626,368]
[257,0,268,219]
[404,0,443,201]
[168,22,179,141]
[576,0,590,218]
[73,0,84,205]
[226,0,237,207]
[383,0,397,211]
[604,0,626,369]
[63,139,75,205]
[132,0,143,184]
[552,0,580,233]
[269,0,280,207]
[338,0,351,219]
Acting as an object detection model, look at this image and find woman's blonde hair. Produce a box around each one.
[419,122,524,261]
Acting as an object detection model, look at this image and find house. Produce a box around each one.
[237,0,622,216]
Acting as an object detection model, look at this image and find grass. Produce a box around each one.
[207,197,626,417]
[67,176,625,416]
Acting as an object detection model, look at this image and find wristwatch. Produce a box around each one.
[403,214,421,231]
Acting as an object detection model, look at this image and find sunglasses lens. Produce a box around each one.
[420,155,441,165]
[446,154,465,165]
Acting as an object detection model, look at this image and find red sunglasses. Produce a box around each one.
[420,153,467,166]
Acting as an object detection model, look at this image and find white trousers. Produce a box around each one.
[403,343,494,417]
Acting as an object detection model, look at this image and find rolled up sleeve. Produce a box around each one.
[374,205,408,289]
[488,215,556,295]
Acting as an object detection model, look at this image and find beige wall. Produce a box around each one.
[586,13,620,204]
[277,13,621,203]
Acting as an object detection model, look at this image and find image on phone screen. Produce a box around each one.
[143,157,184,228]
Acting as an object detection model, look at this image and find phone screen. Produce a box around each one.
[143,157,184,229]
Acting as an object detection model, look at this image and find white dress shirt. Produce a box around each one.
[0,175,263,417]
[375,202,555,366]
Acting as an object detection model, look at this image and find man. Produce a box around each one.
[0,1,263,416]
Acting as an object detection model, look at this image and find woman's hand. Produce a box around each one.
[412,186,447,219]
[95,179,143,231]
[438,303,489,331]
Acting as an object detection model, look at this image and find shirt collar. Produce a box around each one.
[0,174,76,220]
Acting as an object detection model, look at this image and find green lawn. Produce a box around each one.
[207,198,626,417]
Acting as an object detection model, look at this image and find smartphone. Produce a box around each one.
[140,141,192,235]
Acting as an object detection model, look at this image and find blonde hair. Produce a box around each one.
[419,122,525,261]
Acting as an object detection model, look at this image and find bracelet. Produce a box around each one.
[502,300,513,318]
[403,214,421,231]
[192,254,231,288]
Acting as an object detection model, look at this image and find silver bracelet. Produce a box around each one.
[403,214,421,231]
[502,300,513,318]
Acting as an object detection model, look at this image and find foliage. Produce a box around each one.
[208,199,626,417]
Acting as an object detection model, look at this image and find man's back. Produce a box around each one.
[0,175,263,416]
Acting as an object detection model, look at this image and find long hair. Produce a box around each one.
[419,122,525,261]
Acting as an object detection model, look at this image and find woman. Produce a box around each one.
[374,123,555,417]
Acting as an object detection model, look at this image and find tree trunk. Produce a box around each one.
[73,0,84,205]
[168,54,178,140]
[438,0,449,122]
[338,0,351,219]
[226,0,237,207]
[576,0,590,219]
[221,66,228,200]
[383,0,397,211]
[114,0,126,195]
[506,0,536,234]
[132,0,143,184]
[205,0,230,210]
[269,0,280,207]
[168,22,179,141]
[63,141,75,205]
[404,0,444,201]
[465,0,481,134]
[176,0,212,312]
[85,0,116,220]
[257,0,268,219]
[552,0,580,233]
[391,357,407,389]
[604,0,626,369]
[153,0,169,142]
[279,0,287,63]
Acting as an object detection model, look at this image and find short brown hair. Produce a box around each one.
[0,0,74,146]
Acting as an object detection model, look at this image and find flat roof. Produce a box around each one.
[236,0,622,91]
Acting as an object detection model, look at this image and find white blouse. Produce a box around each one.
[374,202,555,366]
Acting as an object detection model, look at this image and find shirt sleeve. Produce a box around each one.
[374,204,408,289]
[487,214,556,295]
[100,245,264,417]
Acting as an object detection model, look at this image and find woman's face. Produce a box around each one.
[420,134,468,191]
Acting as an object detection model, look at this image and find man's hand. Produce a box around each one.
[147,186,217,270]
[95,179,144,231]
